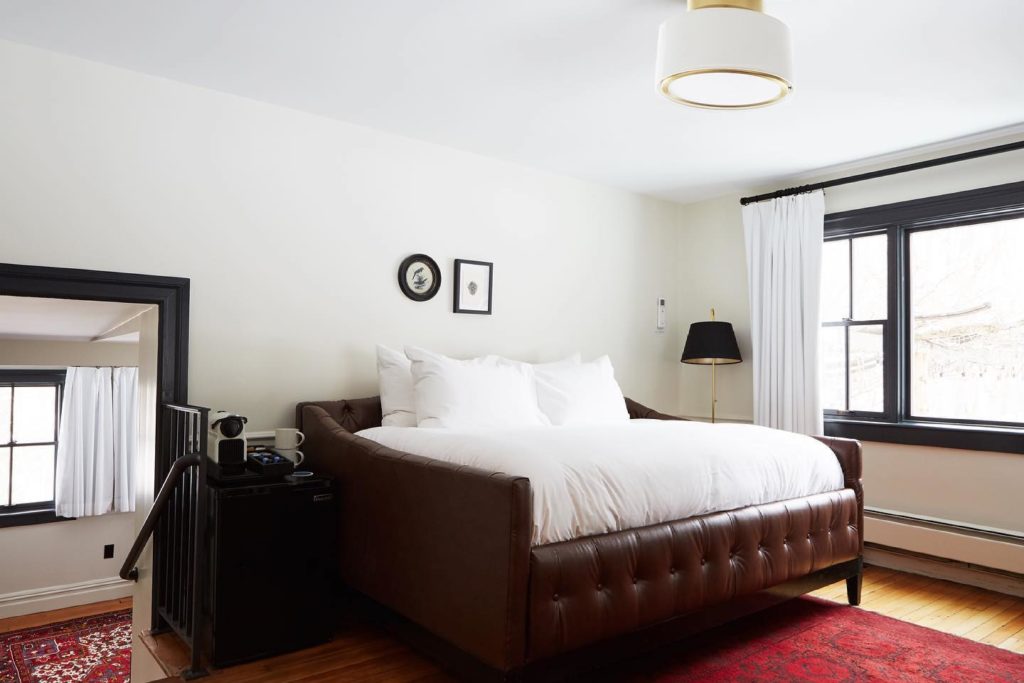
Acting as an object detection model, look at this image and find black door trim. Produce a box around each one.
[0,261,190,628]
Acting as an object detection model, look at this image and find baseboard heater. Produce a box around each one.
[864,542,1024,599]
[865,506,1024,546]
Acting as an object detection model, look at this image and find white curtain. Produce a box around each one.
[112,367,138,513]
[55,367,138,517]
[742,191,826,435]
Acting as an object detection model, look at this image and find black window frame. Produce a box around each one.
[823,180,1024,455]
[820,231,892,420]
[0,368,71,528]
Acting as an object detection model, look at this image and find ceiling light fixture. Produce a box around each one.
[656,0,793,110]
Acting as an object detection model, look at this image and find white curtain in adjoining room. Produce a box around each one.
[742,191,826,435]
[112,367,138,513]
[56,366,139,517]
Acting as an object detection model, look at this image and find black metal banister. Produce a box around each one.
[119,453,201,582]
[124,403,210,679]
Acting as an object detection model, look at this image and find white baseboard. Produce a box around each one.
[0,577,133,619]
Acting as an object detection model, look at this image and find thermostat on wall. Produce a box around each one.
[656,297,666,333]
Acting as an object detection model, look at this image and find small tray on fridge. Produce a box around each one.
[245,449,295,477]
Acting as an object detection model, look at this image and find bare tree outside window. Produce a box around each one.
[909,218,1024,424]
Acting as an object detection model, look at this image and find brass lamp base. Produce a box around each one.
[711,307,717,424]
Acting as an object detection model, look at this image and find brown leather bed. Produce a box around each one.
[296,397,863,681]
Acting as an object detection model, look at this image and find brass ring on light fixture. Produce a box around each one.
[688,0,764,11]
[658,68,792,110]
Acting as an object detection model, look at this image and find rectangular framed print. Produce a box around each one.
[453,259,493,315]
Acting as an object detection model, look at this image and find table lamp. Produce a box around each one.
[681,308,742,423]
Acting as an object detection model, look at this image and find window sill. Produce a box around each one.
[824,418,1024,455]
[0,508,75,529]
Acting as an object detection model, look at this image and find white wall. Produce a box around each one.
[675,194,754,422]
[0,513,135,618]
[675,136,1024,558]
[0,338,138,367]
[0,39,682,431]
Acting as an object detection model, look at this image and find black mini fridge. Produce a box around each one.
[203,477,337,666]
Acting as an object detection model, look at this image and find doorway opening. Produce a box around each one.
[0,263,189,683]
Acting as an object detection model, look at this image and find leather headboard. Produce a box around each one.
[296,396,683,434]
[295,397,383,434]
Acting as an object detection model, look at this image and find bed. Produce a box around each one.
[296,396,863,681]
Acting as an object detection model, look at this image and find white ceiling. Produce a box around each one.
[0,296,149,343]
[0,1,1021,202]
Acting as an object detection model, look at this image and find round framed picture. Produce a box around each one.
[397,254,441,302]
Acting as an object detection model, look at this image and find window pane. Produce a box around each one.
[821,239,850,322]
[850,325,884,412]
[11,445,55,505]
[12,386,56,444]
[910,218,1024,423]
[0,387,10,445]
[852,234,887,321]
[821,326,846,411]
[0,448,9,506]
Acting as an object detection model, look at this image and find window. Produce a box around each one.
[821,181,1024,454]
[909,221,1024,424]
[821,233,888,415]
[0,370,66,527]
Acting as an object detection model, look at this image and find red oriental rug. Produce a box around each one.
[0,609,131,683]
[599,597,1024,682]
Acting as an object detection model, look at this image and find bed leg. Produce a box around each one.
[846,572,863,606]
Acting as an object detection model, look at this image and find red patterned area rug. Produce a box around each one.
[597,597,1024,682]
[0,609,131,683]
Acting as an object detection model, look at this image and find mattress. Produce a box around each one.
[356,420,845,545]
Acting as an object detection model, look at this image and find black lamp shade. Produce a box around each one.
[681,321,742,365]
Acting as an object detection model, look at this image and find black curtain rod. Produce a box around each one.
[739,139,1024,206]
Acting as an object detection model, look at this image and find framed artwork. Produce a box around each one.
[453,259,493,315]
[397,254,441,302]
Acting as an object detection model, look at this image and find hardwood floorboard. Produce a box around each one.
[963,603,1024,640]
[982,610,1024,647]
[948,596,1019,637]
[0,597,131,635]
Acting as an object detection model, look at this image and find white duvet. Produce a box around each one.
[356,420,845,546]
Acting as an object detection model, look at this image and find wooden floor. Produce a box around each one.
[0,597,131,635]
[3,569,1021,682]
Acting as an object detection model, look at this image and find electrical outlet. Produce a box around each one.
[103,544,114,559]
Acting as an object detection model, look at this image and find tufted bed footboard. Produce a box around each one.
[297,397,863,681]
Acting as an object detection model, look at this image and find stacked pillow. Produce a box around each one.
[376,345,629,429]
[533,355,630,426]
[376,346,419,427]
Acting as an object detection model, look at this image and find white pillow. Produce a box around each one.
[497,353,582,371]
[377,345,417,427]
[533,355,630,426]
[405,346,550,429]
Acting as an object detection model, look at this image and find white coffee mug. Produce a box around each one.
[275,428,305,450]
[277,448,305,466]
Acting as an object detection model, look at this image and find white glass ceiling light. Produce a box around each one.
[656,0,793,110]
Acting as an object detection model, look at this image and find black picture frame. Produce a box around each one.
[397,254,441,302]
[453,259,493,315]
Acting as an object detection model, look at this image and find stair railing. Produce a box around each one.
[120,403,209,680]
